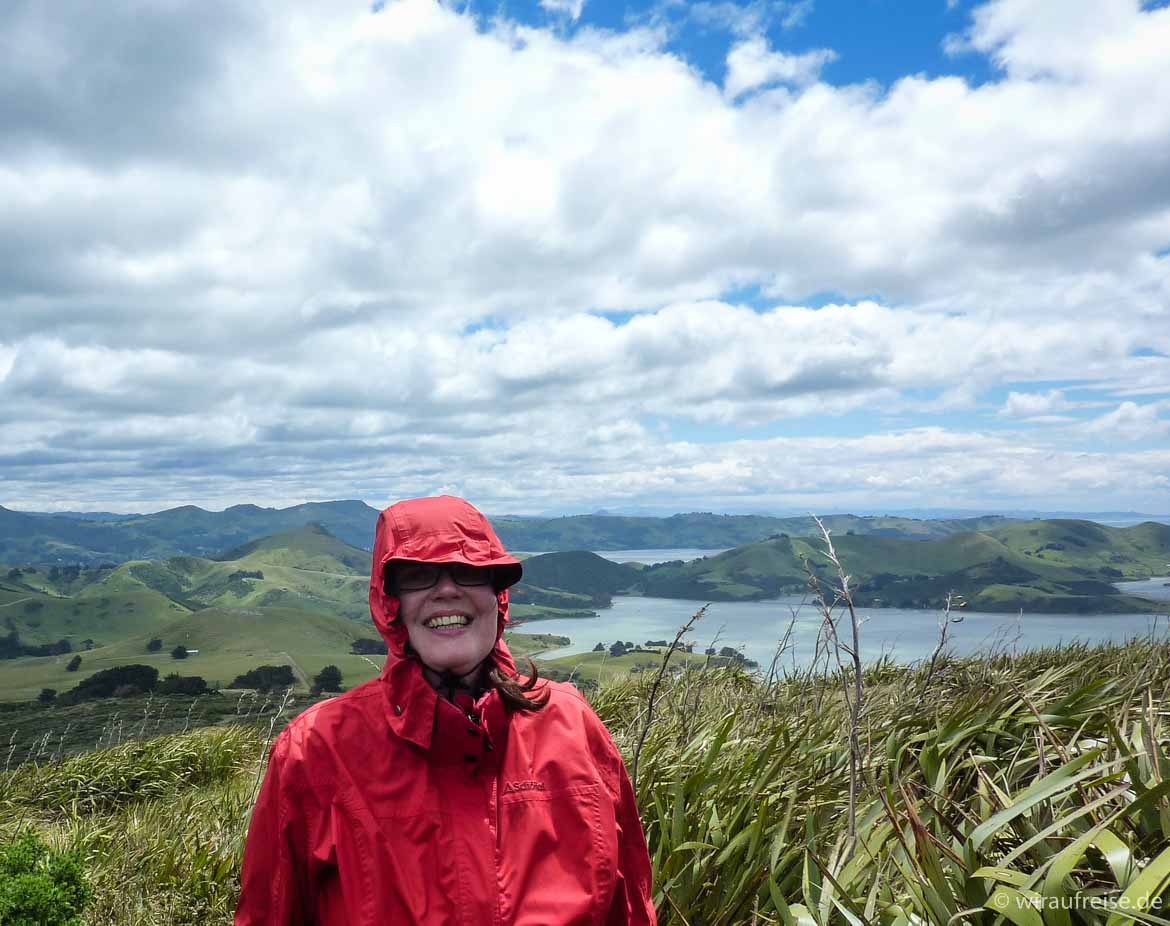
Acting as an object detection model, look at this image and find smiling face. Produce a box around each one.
[394,565,500,678]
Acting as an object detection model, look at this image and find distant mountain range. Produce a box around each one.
[0,501,380,565]
[0,500,1072,566]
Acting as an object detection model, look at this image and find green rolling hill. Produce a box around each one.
[510,551,641,617]
[0,583,189,648]
[633,519,1170,613]
[0,523,573,701]
[216,523,373,573]
[984,519,1170,575]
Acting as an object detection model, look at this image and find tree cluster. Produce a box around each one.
[158,674,209,696]
[0,631,72,660]
[228,665,296,691]
[311,665,343,695]
[59,664,159,703]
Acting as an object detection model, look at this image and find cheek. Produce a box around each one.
[472,590,501,631]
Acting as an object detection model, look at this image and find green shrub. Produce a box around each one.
[0,834,89,926]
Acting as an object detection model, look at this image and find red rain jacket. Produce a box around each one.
[235,496,657,925]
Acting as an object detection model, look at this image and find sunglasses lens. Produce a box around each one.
[390,563,494,591]
[394,563,438,590]
[450,564,492,587]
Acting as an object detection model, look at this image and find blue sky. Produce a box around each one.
[478,0,996,89]
[0,0,1168,515]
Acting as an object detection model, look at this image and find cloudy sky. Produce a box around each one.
[2,0,1169,516]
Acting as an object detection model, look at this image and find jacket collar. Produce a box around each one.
[380,656,439,750]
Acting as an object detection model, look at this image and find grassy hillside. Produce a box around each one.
[5,638,1170,923]
[986,519,1170,575]
[634,520,1170,612]
[0,606,376,700]
[637,536,811,600]
[0,523,579,700]
[0,584,189,648]
[511,551,641,614]
[215,523,372,573]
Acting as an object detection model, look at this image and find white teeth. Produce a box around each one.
[426,614,470,628]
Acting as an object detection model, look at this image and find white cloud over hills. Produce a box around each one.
[0,0,1168,514]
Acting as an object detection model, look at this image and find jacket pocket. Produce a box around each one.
[497,783,619,926]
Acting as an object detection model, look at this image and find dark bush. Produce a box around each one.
[65,655,82,672]
[349,637,386,655]
[146,637,163,653]
[171,645,188,660]
[37,688,56,704]
[0,632,73,660]
[158,674,209,696]
[62,664,158,702]
[313,665,343,692]
[228,665,296,691]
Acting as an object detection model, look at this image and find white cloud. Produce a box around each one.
[685,1,814,38]
[724,38,836,98]
[1,0,1169,513]
[539,0,587,22]
[1081,400,1170,442]
[999,389,1070,417]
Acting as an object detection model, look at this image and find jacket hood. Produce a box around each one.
[369,495,522,676]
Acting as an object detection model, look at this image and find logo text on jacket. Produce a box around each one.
[503,780,546,795]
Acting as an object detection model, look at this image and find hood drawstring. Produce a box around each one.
[403,641,488,702]
[433,665,488,703]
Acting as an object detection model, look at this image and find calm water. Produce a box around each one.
[1116,578,1170,602]
[592,548,728,565]
[519,590,1170,671]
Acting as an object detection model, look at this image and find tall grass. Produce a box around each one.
[2,639,1169,924]
[595,637,1170,924]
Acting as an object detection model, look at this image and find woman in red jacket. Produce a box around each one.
[235,495,657,925]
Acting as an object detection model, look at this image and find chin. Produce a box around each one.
[423,649,490,677]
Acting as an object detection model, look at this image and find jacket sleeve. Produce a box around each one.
[234,730,312,926]
[583,706,658,925]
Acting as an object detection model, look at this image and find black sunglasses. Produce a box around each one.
[386,561,495,592]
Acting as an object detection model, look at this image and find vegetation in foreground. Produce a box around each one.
[3,636,1170,924]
